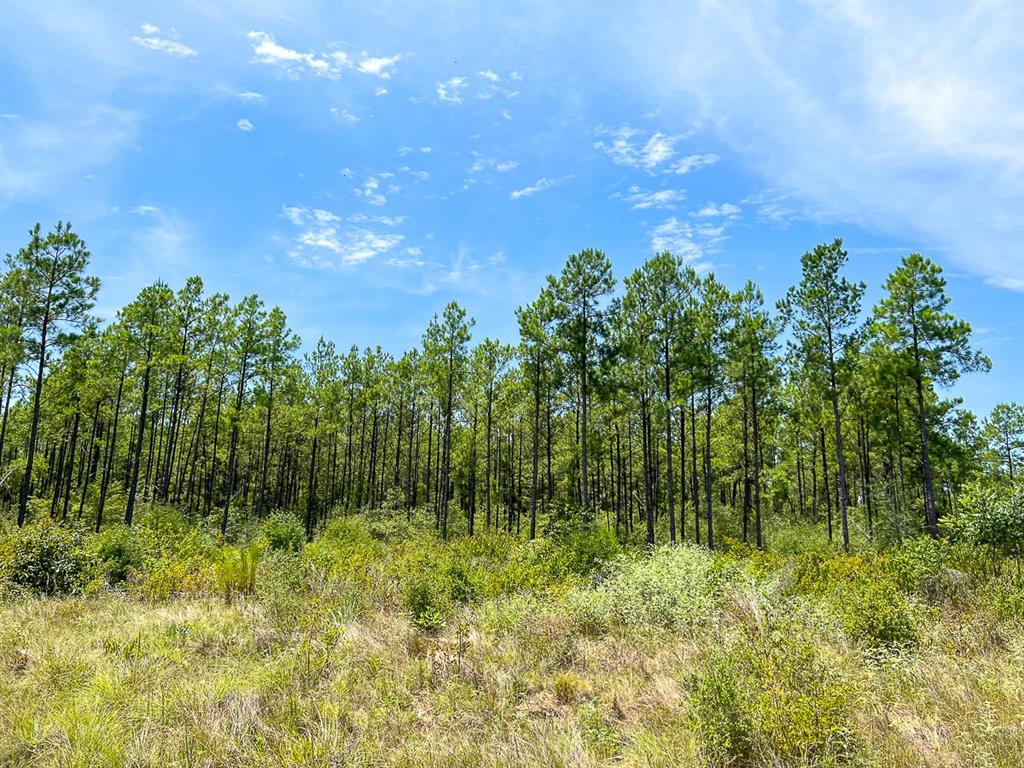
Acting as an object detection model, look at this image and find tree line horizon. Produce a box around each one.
[1,221,1020,551]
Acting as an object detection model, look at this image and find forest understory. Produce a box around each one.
[1,504,1022,768]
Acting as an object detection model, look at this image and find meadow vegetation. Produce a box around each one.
[1,487,1021,768]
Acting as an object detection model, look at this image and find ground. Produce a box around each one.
[0,511,1021,767]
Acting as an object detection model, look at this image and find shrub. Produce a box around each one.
[548,521,621,576]
[691,624,859,765]
[90,525,148,584]
[949,482,1024,573]
[261,511,306,552]
[571,545,730,633]
[794,552,920,650]
[884,536,973,604]
[0,519,89,595]
[835,577,919,649]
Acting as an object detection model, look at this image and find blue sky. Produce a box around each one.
[1,1,1021,417]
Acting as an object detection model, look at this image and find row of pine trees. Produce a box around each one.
[1,223,1020,550]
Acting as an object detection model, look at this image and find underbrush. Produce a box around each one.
[0,504,1022,767]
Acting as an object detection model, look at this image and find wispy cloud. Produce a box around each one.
[236,118,254,132]
[282,205,404,267]
[694,202,740,218]
[354,177,386,206]
[622,185,686,210]
[131,24,196,57]
[248,31,338,76]
[358,55,401,78]
[237,90,265,104]
[329,107,360,124]
[649,218,710,267]
[623,1,1023,288]
[247,31,398,82]
[594,125,707,174]
[437,76,467,104]
[510,177,558,199]
[671,154,718,174]
[468,154,519,174]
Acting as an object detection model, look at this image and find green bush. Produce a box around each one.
[836,577,919,649]
[571,545,731,632]
[794,552,919,649]
[548,521,621,576]
[0,519,89,595]
[949,482,1024,572]
[90,525,148,584]
[692,624,859,765]
[260,511,306,552]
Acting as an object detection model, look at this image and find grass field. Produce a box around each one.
[0,508,1021,767]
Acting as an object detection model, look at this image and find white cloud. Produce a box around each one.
[358,55,401,78]
[622,1,1023,288]
[420,146,432,154]
[349,213,405,226]
[469,155,519,174]
[354,177,386,206]
[329,107,360,124]
[594,125,717,176]
[987,276,1024,292]
[501,109,512,120]
[130,204,161,215]
[642,132,675,168]
[479,70,501,82]
[297,227,402,264]
[671,154,718,174]
[594,125,682,171]
[694,202,741,218]
[437,76,467,103]
[237,90,265,104]
[282,205,404,267]
[236,118,254,132]
[132,24,196,57]
[650,218,706,265]
[248,31,335,75]
[247,31,398,82]
[622,185,686,209]
[510,177,557,199]
[375,87,388,96]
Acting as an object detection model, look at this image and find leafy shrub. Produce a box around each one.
[303,517,385,589]
[692,624,859,765]
[135,556,214,600]
[260,511,306,552]
[401,571,449,631]
[571,545,730,633]
[883,536,973,604]
[547,521,621,576]
[0,520,89,595]
[90,525,148,584]
[949,482,1024,573]
[836,577,919,649]
[794,553,919,649]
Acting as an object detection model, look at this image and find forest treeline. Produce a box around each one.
[1,222,1021,550]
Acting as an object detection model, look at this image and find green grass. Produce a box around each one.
[0,509,1022,767]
